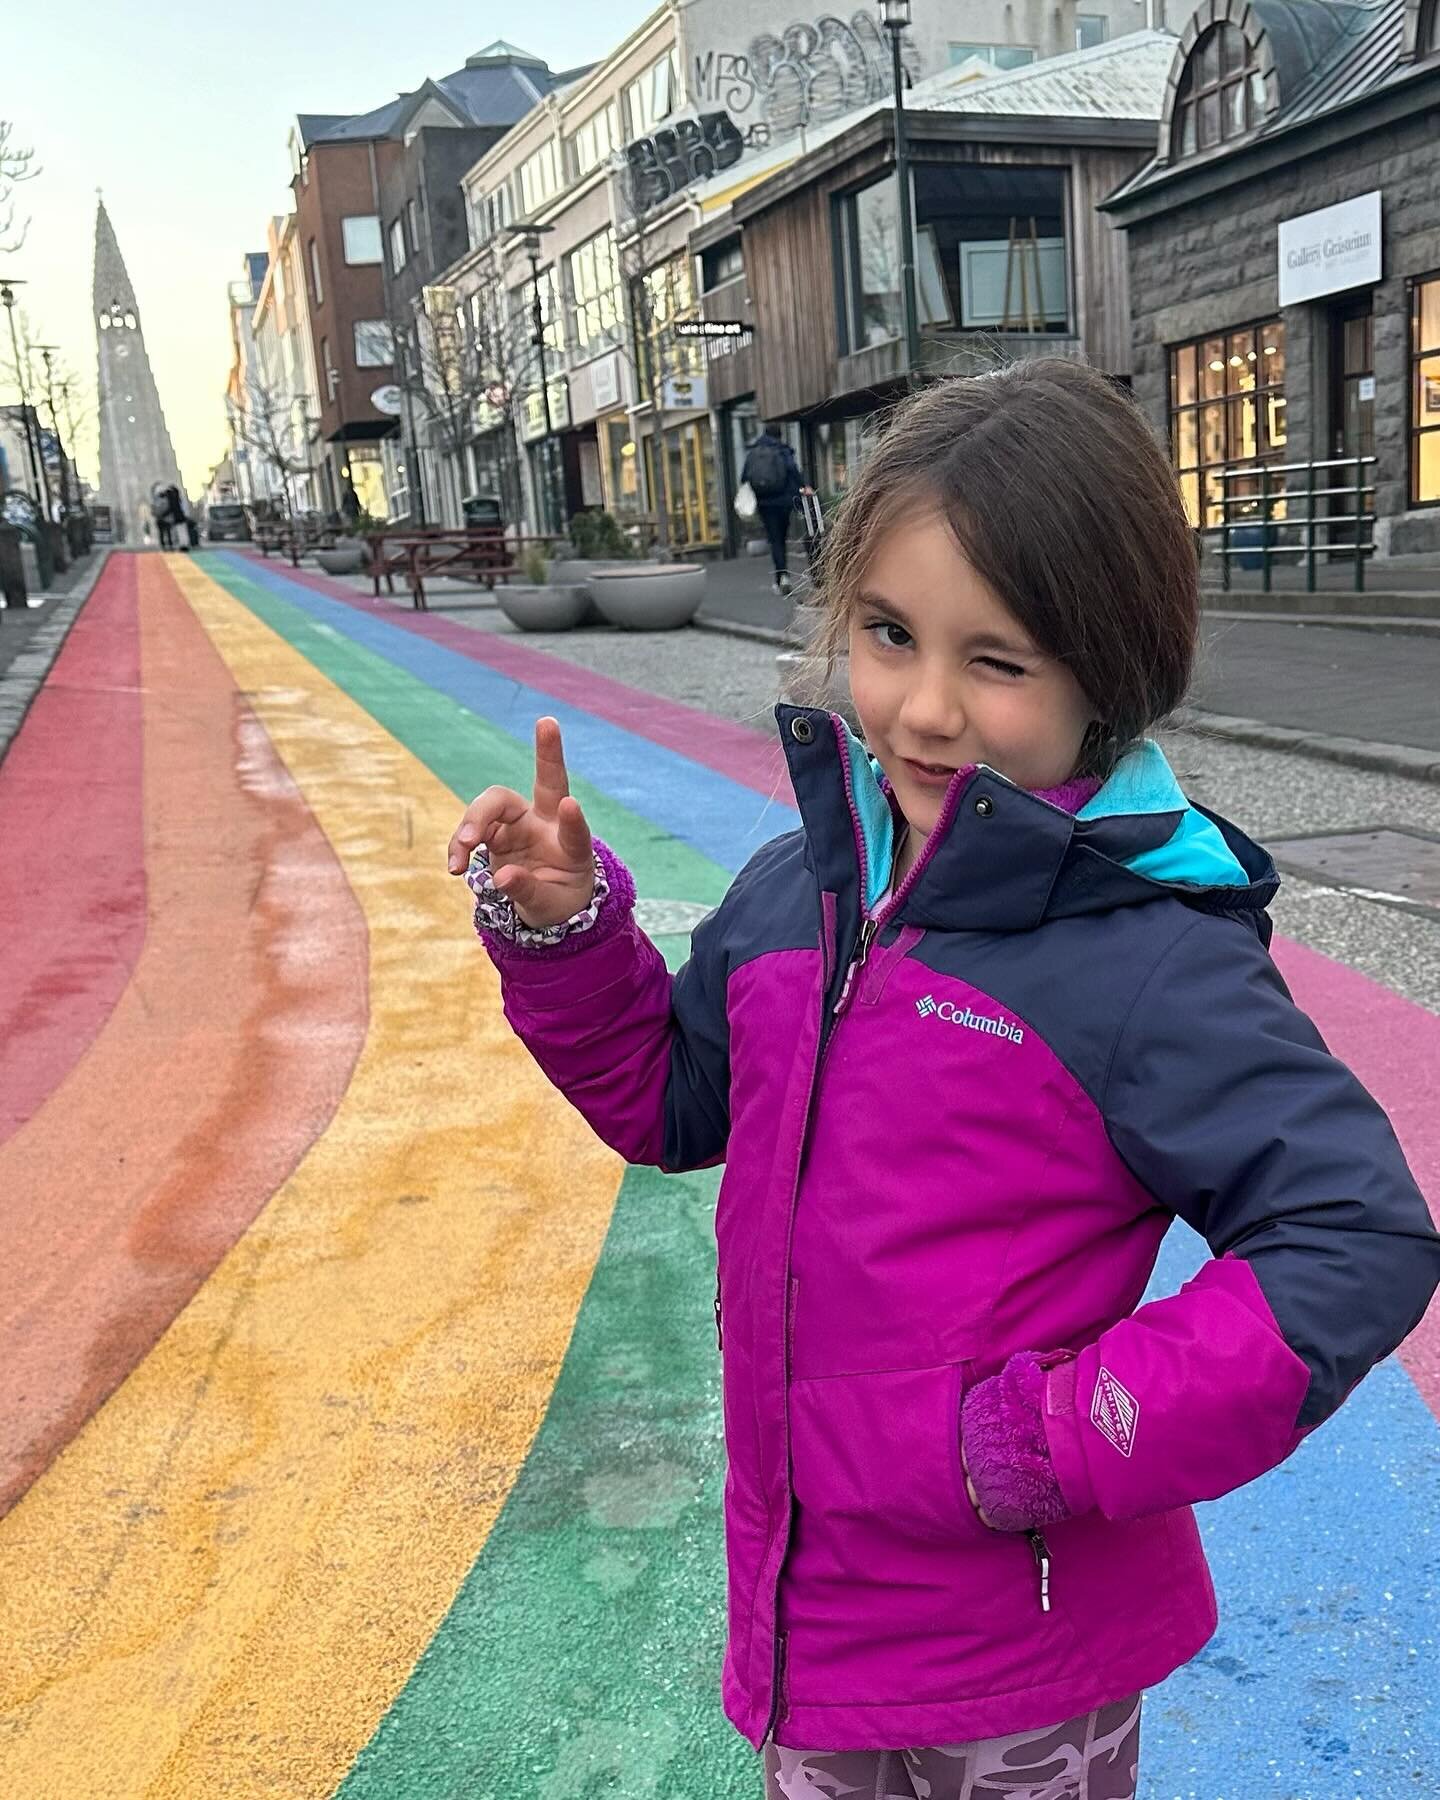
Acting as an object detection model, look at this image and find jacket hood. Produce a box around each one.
[777,705,1279,934]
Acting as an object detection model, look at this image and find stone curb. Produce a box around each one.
[1202,608,1440,638]
[0,550,114,766]
[1174,706,1440,784]
[693,614,795,649]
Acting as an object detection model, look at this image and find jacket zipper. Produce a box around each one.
[762,751,980,1740]
[1028,1530,1052,1612]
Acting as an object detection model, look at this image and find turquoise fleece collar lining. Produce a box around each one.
[840,724,1248,901]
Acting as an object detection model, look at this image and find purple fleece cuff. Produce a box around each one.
[961,1351,1074,1533]
[477,837,637,962]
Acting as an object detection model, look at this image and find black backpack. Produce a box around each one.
[745,439,789,500]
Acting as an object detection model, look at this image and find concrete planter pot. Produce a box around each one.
[314,543,366,576]
[590,563,705,631]
[495,582,591,631]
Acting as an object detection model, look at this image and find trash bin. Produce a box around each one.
[0,524,25,610]
[462,493,503,529]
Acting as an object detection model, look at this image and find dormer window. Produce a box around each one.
[1172,25,1265,158]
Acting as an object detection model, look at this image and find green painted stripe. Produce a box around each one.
[201,559,749,1794]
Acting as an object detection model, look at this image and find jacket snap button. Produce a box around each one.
[975,795,995,817]
[790,717,814,744]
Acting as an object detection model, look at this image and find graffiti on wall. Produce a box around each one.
[625,110,746,213]
[691,13,922,143]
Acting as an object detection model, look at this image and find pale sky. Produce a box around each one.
[3,4,651,495]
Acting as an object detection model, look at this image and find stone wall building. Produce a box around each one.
[1105,0,1440,562]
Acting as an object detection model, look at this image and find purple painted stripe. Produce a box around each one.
[232,552,795,806]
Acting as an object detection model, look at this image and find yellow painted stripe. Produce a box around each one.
[0,561,624,1795]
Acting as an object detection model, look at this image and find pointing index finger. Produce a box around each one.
[533,716,570,816]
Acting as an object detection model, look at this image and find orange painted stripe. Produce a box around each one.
[0,556,368,1516]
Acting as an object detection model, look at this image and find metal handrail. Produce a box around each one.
[1215,455,1375,594]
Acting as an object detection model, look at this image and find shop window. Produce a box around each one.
[1168,321,1286,528]
[1410,275,1440,505]
[1172,26,1265,159]
[341,215,382,266]
[904,164,1069,341]
[631,255,703,402]
[642,416,720,549]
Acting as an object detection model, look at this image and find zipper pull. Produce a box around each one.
[833,918,878,1016]
[714,1282,723,1352]
[1028,1530,1052,1613]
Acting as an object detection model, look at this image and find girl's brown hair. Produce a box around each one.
[811,358,1200,778]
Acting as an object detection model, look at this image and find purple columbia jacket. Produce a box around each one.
[477,706,1440,1753]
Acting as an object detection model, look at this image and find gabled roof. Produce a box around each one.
[915,30,1180,122]
[295,45,566,151]
[1108,0,1432,209]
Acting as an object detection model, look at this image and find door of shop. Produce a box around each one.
[1327,297,1375,554]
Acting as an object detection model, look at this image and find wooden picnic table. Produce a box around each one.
[364,527,564,610]
[254,516,339,566]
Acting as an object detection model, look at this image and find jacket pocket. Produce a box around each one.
[789,1361,985,1548]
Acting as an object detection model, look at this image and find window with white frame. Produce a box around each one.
[570,103,620,179]
[625,49,681,137]
[353,319,394,367]
[341,214,383,265]
[406,198,419,251]
[568,229,621,355]
[309,238,323,305]
[519,140,563,214]
[389,217,407,273]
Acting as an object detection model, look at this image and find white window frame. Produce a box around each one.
[342,214,383,266]
[353,319,395,368]
[389,217,407,273]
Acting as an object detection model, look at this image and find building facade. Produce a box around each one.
[1105,0,1440,561]
[286,42,574,520]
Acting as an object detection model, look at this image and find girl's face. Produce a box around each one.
[847,508,1096,838]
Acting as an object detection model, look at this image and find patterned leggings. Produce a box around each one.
[762,1693,1141,1800]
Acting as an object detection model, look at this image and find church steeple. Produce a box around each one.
[92,199,185,539]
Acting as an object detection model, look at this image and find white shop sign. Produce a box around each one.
[1278,191,1382,306]
[591,352,621,411]
[661,372,708,412]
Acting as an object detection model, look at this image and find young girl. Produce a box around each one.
[448,360,1440,1799]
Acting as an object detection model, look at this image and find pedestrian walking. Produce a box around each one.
[447,359,1440,1800]
[741,423,811,596]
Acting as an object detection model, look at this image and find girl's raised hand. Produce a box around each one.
[447,717,595,929]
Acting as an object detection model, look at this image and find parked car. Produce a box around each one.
[205,503,251,543]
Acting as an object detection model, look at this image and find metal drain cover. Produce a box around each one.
[634,899,713,937]
[1269,828,1440,917]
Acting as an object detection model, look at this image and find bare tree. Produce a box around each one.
[227,376,321,524]
[0,122,37,256]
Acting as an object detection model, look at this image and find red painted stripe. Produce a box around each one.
[0,554,145,1145]
[233,551,795,805]
[0,557,369,1517]
[1273,938,1440,1419]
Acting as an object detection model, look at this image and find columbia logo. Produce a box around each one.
[1091,1367,1140,1458]
[914,995,1024,1044]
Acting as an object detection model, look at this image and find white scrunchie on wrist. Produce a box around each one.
[465,843,608,947]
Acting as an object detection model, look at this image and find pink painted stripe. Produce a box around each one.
[1272,938,1440,1419]
[0,555,145,1145]
[233,551,794,806]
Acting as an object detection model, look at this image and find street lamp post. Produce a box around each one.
[515,223,557,535]
[880,0,922,385]
[0,276,51,507]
